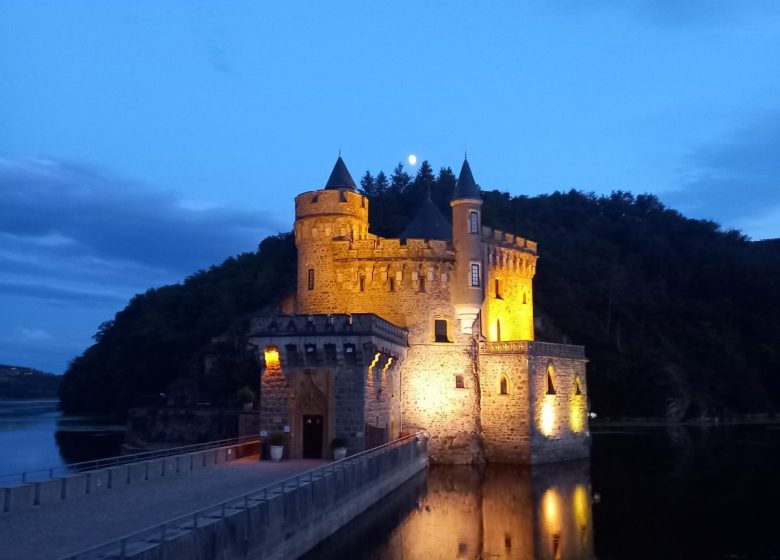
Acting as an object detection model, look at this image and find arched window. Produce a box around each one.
[500,374,509,395]
[574,376,583,396]
[546,363,557,395]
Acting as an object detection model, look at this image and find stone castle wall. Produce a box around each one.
[528,342,590,464]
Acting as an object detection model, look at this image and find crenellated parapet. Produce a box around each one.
[481,226,538,254]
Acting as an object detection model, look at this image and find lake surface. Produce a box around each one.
[305,424,780,560]
[0,399,124,479]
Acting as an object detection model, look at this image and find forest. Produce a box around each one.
[60,160,780,421]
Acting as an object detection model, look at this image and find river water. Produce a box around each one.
[2,401,778,558]
[0,399,124,478]
[305,424,780,560]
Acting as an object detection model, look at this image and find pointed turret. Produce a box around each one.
[452,158,481,201]
[401,194,452,241]
[450,157,485,334]
[324,155,357,190]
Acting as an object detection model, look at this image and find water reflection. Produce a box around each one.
[305,461,593,560]
[0,400,124,475]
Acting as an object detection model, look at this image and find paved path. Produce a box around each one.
[0,457,326,560]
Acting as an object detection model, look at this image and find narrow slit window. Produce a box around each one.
[495,279,502,299]
[455,375,465,389]
[500,375,509,395]
[469,211,479,234]
[546,364,557,395]
[307,269,315,291]
[359,277,365,292]
[470,263,480,287]
[575,376,583,396]
[434,319,450,343]
[419,276,426,293]
[496,319,501,342]
[389,277,395,292]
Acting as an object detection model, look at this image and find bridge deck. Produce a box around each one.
[0,456,325,560]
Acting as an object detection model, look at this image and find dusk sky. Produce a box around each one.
[2,1,780,374]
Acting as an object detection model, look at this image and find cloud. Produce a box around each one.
[667,112,780,240]
[13,327,52,342]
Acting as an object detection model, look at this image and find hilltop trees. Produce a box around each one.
[61,165,780,421]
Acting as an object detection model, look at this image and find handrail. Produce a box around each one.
[0,435,258,486]
[59,431,428,560]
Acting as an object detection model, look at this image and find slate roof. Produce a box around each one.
[324,156,357,190]
[401,195,453,241]
[452,158,481,200]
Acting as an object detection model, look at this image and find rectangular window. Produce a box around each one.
[469,211,479,234]
[307,269,315,290]
[434,319,450,343]
[389,277,395,292]
[359,277,365,292]
[455,375,465,389]
[470,263,481,287]
[494,278,502,299]
[419,277,426,293]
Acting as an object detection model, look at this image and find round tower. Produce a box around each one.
[450,158,484,334]
[294,156,369,313]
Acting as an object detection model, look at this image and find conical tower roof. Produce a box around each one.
[402,195,452,241]
[324,155,357,190]
[452,158,481,200]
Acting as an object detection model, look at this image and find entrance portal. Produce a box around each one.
[302,414,324,458]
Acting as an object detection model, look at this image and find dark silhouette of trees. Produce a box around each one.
[60,170,780,421]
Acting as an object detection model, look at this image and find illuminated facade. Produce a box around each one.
[249,156,590,463]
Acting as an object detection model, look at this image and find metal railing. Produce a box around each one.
[60,431,428,560]
[0,435,259,486]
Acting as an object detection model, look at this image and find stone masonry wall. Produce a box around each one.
[477,349,531,463]
[528,343,590,464]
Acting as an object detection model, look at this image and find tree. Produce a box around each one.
[375,171,389,195]
[390,162,412,194]
[359,171,375,196]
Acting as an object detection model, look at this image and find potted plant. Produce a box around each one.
[237,386,256,411]
[331,437,348,460]
[268,431,286,462]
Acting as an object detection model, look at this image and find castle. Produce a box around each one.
[247,156,590,464]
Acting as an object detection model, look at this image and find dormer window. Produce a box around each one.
[469,211,479,234]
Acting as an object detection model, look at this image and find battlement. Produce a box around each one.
[248,313,408,348]
[330,236,454,261]
[481,226,537,254]
[295,189,369,221]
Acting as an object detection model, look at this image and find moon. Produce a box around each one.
[407,154,417,166]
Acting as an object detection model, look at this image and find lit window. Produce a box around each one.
[470,263,480,287]
[500,374,509,395]
[546,363,557,395]
[455,375,465,389]
[307,269,315,291]
[469,211,479,234]
[434,319,450,343]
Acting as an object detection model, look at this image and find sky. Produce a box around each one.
[1,1,780,374]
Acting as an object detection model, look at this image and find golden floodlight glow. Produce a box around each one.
[573,484,589,530]
[542,488,562,535]
[570,395,586,433]
[263,346,281,373]
[540,395,557,436]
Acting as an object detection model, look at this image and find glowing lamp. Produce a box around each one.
[264,346,281,372]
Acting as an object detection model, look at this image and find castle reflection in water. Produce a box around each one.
[307,460,593,560]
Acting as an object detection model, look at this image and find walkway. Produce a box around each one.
[0,456,325,560]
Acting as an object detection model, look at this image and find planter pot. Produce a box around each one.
[333,447,347,460]
[270,445,284,462]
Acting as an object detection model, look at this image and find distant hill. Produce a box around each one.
[0,365,61,399]
[59,166,780,421]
